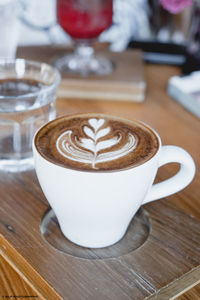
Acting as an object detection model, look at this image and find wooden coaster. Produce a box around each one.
[17,46,146,102]
[40,207,150,260]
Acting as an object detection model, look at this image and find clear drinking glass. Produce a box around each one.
[55,0,113,76]
[0,59,61,172]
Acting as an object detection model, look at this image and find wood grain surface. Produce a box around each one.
[0,46,199,299]
[177,283,200,300]
[0,235,61,299]
[0,250,39,299]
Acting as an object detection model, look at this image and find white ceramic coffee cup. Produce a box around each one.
[33,118,195,248]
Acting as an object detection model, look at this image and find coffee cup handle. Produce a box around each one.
[143,146,196,204]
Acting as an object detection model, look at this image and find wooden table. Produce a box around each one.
[0,46,200,299]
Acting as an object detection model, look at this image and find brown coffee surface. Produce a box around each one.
[35,114,159,172]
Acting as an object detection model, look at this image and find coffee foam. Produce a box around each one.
[35,114,159,172]
[56,118,137,169]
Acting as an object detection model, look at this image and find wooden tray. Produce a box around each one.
[0,170,200,299]
[2,48,200,298]
[17,46,146,102]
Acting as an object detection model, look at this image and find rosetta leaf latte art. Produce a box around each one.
[56,118,137,169]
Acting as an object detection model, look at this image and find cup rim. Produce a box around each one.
[33,113,162,173]
[0,58,61,100]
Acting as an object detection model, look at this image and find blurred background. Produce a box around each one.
[0,0,199,73]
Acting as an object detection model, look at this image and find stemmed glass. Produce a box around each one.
[55,0,113,76]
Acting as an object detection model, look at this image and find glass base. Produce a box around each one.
[54,53,113,76]
[0,157,34,173]
[40,208,150,259]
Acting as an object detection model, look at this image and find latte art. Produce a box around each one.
[35,114,159,171]
[56,118,137,169]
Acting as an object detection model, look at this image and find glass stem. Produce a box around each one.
[74,41,95,60]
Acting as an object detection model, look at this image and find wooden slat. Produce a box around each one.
[0,235,61,300]
[0,249,39,299]
[176,283,200,300]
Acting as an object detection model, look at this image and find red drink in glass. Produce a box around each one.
[55,0,113,76]
[57,0,113,39]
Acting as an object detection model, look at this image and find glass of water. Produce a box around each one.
[0,59,61,172]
